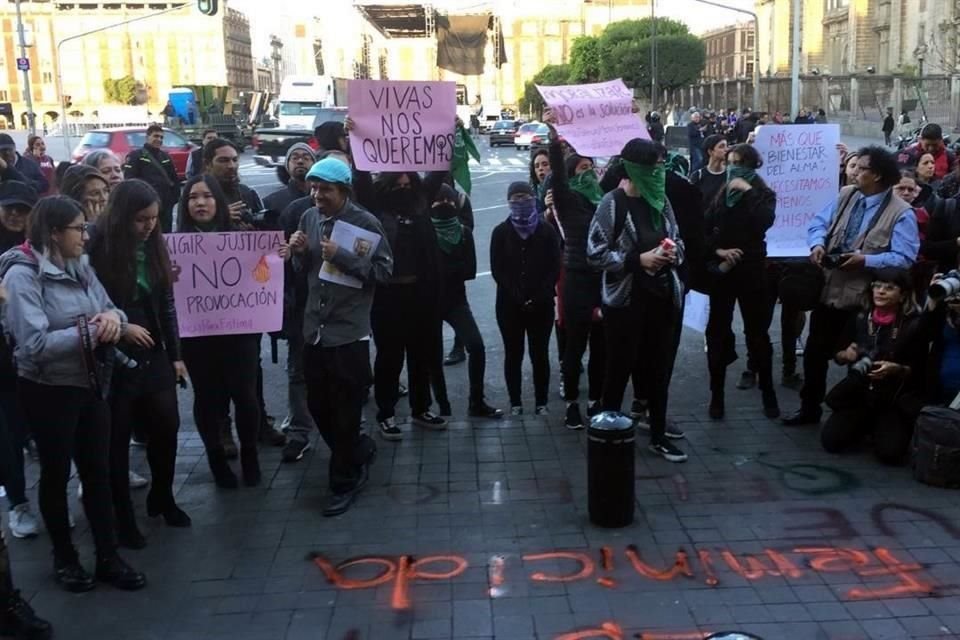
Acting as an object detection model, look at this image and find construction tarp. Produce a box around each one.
[436,14,506,76]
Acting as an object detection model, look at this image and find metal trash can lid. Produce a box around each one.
[588,411,635,432]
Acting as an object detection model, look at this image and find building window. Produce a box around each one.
[827,0,848,9]
[41,72,53,83]
[0,91,7,101]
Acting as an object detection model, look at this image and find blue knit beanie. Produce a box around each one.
[306,157,352,185]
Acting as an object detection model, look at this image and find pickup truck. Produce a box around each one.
[252,107,348,167]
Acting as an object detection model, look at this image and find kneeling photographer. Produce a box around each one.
[921,268,960,405]
[821,268,926,464]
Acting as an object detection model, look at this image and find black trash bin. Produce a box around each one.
[587,411,635,527]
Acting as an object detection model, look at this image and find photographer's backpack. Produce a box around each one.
[911,406,960,488]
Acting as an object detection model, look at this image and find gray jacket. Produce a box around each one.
[0,245,127,389]
[295,199,393,348]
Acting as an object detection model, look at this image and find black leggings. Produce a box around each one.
[109,375,180,524]
[496,299,554,407]
[562,319,605,403]
[444,299,486,403]
[0,390,27,509]
[18,379,116,563]
[181,335,261,456]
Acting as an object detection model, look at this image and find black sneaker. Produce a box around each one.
[53,561,95,593]
[322,491,356,517]
[378,417,403,441]
[565,403,585,430]
[736,370,757,390]
[412,412,447,430]
[281,439,312,463]
[95,554,146,591]
[443,348,466,366]
[0,590,52,640]
[468,400,504,419]
[781,372,803,389]
[634,418,686,439]
[648,439,688,463]
[630,399,648,419]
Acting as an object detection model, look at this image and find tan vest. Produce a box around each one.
[821,186,910,310]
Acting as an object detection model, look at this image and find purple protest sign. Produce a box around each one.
[536,79,649,157]
[348,79,457,171]
[165,231,284,337]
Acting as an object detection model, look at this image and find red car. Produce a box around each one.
[71,127,195,179]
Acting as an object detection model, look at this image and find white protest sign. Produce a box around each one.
[682,291,710,334]
[754,124,840,257]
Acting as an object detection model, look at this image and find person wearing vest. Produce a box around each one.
[122,125,180,233]
[784,147,919,426]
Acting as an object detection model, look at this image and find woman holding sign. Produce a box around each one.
[175,174,262,489]
[89,180,191,540]
[703,144,780,421]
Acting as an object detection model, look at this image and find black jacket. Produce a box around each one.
[704,181,777,265]
[841,308,926,398]
[438,226,477,313]
[549,139,596,273]
[263,181,310,229]
[374,201,443,312]
[13,154,48,195]
[490,219,561,308]
[921,195,960,272]
[667,171,706,291]
[0,164,26,184]
[123,146,180,210]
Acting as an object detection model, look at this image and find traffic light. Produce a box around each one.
[197,0,218,16]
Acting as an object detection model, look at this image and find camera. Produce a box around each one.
[850,355,875,377]
[929,270,960,301]
[820,251,846,269]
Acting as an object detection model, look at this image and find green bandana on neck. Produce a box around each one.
[622,160,667,230]
[725,165,757,207]
[569,170,604,206]
[135,243,150,300]
[431,216,463,254]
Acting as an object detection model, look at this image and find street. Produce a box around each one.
[7,133,959,640]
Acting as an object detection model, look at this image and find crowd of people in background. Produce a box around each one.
[0,98,957,639]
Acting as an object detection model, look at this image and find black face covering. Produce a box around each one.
[430,203,458,221]
[389,188,418,213]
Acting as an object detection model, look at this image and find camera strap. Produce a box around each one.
[76,316,103,397]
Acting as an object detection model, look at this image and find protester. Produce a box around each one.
[25,135,55,196]
[186,129,218,180]
[898,123,958,181]
[882,108,895,146]
[491,182,560,416]
[176,175,263,488]
[923,180,960,273]
[821,268,924,463]
[0,134,49,195]
[939,160,960,200]
[286,157,391,516]
[0,196,146,591]
[841,151,861,188]
[785,147,919,426]
[369,172,446,439]
[687,112,706,173]
[913,152,940,194]
[59,165,110,225]
[264,143,315,221]
[89,179,191,540]
[0,181,40,540]
[587,138,687,462]
[82,149,124,191]
[122,124,180,233]
[539,114,605,429]
[689,134,728,209]
[430,184,502,418]
[815,108,828,124]
[703,144,780,419]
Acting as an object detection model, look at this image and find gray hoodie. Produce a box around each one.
[0,245,127,389]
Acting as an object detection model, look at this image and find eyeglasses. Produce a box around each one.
[871,282,900,291]
[62,223,90,233]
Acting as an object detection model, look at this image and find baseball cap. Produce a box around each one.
[0,181,39,209]
[0,133,15,151]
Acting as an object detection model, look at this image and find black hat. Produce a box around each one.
[0,181,38,209]
[507,181,534,199]
[0,133,15,151]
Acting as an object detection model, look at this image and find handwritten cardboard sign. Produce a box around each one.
[754,124,841,257]
[536,79,649,157]
[165,231,284,337]
[348,79,457,171]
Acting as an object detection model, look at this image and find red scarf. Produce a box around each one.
[871,307,898,326]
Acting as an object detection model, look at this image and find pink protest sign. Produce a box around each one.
[536,79,649,157]
[164,231,285,337]
[348,79,457,171]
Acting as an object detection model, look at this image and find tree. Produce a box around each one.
[519,64,572,115]
[599,17,689,58]
[103,75,141,105]
[597,20,705,97]
[569,36,602,83]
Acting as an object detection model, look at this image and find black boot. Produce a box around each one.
[206,450,238,489]
[468,396,503,419]
[95,553,146,591]
[241,447,261,487]
[759,370,780,419]
[116,513,147,550]
[0,590,53,640]
[146,491,191,528]
[708,366,725,420]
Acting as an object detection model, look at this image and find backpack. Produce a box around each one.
[911,406,960,488]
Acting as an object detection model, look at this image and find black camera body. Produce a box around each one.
[850,355,875,377]
[929,270,960,301]
[821,251,847,270]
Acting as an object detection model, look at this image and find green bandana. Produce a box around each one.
[431,216,463,254]
[725,165,757,208]
[451,124,481,195]
[622,160,667,230]
[135,243,150,300]
[569,170,604,206]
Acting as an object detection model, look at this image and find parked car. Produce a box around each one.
[479,115,501,134]
[513,122,541,150]
[489,120,519,147]
[71,127,195,179]
[529,124,566,154]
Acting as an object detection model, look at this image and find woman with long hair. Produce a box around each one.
[841,150,861,188]
[703,144,779,420]
[176,175,262,488]
[25,135,55,196]
[0,196,145,591]
[59,165,110,224]
[88,180,190,543]
[82,149,124,192]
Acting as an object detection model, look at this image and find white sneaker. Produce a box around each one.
[129,470,149,489]
[9,503,39,538]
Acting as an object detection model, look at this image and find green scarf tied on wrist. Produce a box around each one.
[135,243,151,300]
[569,169,604,206]
[622,160,667,230]
[725,165,757,208]
[430,216,463,254]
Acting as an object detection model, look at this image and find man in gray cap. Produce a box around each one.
[0,134,48,195]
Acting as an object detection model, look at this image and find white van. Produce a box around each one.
[277,76,336,130]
